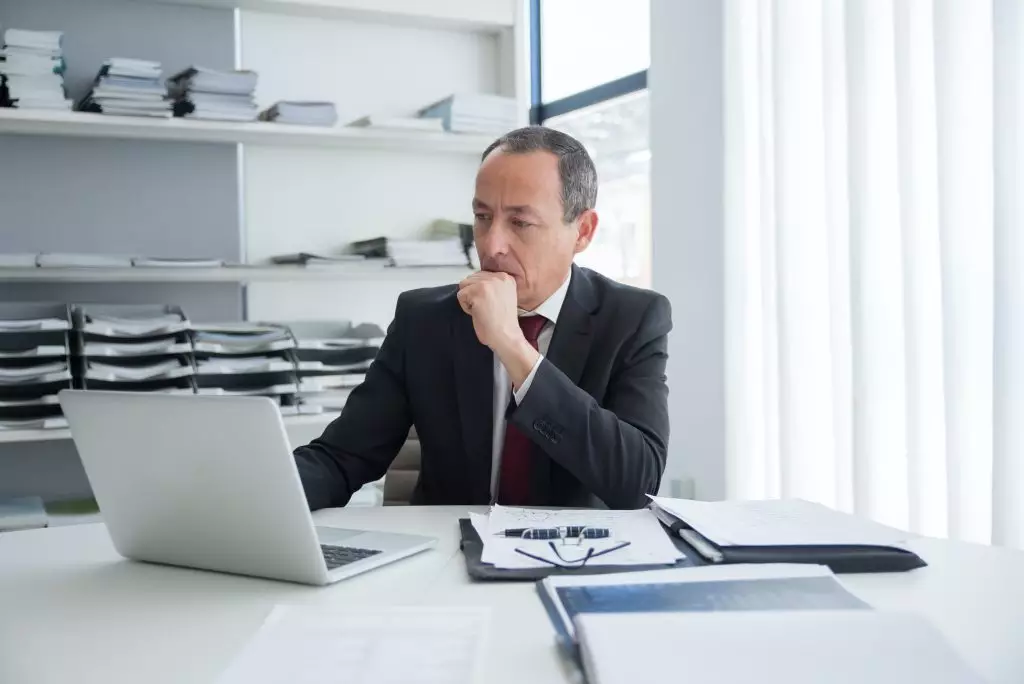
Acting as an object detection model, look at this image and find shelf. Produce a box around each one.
[0,412,337,445]
[129,0,515,31]
[0,109,493,154]
[0,264,472,283]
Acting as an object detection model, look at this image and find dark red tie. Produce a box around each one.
[497,315,548,505]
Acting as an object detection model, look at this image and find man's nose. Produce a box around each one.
[478,220,511,257]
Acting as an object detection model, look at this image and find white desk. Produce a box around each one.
[2,506,1024,683]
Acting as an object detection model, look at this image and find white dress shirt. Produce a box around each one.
[489,270,573,499]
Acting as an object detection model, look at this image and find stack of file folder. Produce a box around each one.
[418,93,518,134]
[0,28,71,111]
[72,305,195,393]
[169,66,259,122]
[0,303,74,430]
[286,322,382,413]
[192,323,298,409]
[259,100,338,127]
[78,58,171,118]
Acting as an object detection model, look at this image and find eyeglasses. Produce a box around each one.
[513,526,632,568]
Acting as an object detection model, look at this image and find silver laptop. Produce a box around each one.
[58,390,436,585]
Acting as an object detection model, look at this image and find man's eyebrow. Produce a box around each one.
[472,198,491,210]
[504,205,540,218]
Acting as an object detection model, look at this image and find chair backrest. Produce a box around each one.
[383,428,421,505]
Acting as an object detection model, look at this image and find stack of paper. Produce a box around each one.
[78,58,171,118]
[284,321,382,412]
[36,252,135,268]
[418,93,518,134]
[260,101,338,127]
[0,29,70,111]
[348,114,445,132]
[73,305,196,392]
[388,238,472,268]
[0,303,73,430]
[648,496,913,547]
[470,506,684,570]
[192,323,298,401]
[169,66,259,122]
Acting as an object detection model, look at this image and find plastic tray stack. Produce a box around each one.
[285,321,383,414]
[72,305,196,393]
[0,303,74,430]
[191,323,299,411]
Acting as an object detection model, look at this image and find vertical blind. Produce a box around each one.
[723,0,1024,547]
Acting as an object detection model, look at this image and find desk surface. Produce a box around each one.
[2,506,1024,683]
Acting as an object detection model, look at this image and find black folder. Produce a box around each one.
[654,513,926,574]
[457,515,926,582]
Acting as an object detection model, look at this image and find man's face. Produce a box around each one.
[472,149,596,310]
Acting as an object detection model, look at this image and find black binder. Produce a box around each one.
[457,516,926,582]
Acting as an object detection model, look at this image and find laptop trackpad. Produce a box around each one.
[315,526,364,544]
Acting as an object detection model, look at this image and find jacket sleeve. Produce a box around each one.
[508,294,672,509]
[292,296,413,510]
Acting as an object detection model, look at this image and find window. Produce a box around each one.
[531,0,651,287]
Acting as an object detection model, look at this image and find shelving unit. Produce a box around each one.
[0,412,336,445]
[128,0,515,32]
[0,0,525,509]
[0,264,471,283]
[0,108,493,153]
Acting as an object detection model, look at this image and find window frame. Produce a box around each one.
[528,0,649,124]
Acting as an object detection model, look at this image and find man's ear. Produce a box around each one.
[573,209,599,254]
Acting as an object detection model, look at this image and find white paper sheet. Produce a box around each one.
[576,610,983,684]
[649,496,913,547]
[216,606,489,684]
[477,507,683,569]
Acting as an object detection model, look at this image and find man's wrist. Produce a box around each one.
[496,336,541,389]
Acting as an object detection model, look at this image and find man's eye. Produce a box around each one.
[512,218,531,229]
[474,213,491,221]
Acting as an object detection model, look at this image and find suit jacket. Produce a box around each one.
[294,264,672,510]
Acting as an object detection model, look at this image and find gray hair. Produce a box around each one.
[481,126,598,223]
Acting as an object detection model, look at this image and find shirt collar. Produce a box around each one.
[518,269,572,325]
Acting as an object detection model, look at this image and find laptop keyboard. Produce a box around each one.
[320,544,383,570]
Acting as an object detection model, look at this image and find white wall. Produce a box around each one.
[650,0,726,500]
[239,10,506,324]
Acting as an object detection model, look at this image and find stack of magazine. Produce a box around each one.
[169,66,259,122]
[78,58,171,118]
[0,28,70,111]
[259,100,337,126]
[72,305,195,393]
[0,303,74,431]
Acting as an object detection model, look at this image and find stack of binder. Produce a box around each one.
[0,303,74,430]
[168,66,259,122]
[78,58,171,118]
[192,323,298,409]
[287,321,382,413]
[72,305,195,393]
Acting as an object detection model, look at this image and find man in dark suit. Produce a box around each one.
[294,126,672,510]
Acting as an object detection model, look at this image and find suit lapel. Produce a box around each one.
[544,264,597,387]
[451,305,495,502]
[528,265,598,504]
